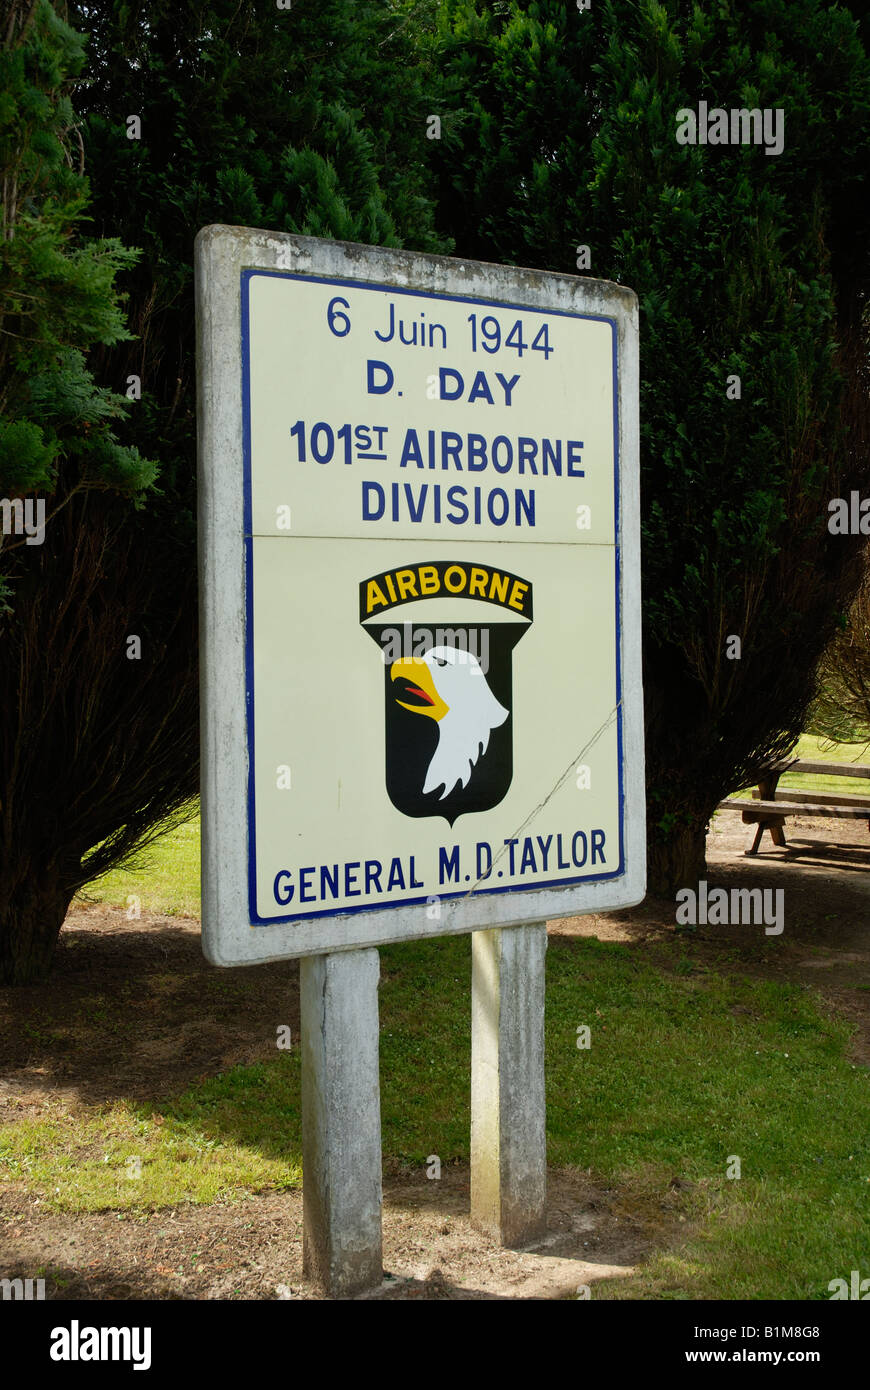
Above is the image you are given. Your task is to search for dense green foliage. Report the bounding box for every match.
[4,0,870,980]
[426,0,870,884]
[0,1,187,987]
[0,0,151,607]
[70,0,450,501]
[0,0,453,982]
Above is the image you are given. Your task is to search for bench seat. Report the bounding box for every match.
[718,798,870,820]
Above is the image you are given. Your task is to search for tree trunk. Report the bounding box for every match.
[646,818,708,897]
[0,876,73,985]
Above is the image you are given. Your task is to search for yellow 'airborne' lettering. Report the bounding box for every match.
[508,579,529,612]
[366,580,388,612]
[365,562,530,616]
[488,572,509,604]
[395,569,418,600]
[468,567,489,597]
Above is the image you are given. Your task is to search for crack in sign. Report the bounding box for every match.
[462,702,622,899]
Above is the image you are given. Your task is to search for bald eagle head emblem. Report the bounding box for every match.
[360,563,533,824]
[391,645,509,801]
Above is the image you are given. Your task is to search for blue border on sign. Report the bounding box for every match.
[240,268,625,925]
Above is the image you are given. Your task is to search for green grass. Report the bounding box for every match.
[29,754,866,1297]
[727,733,870,801]
[75,802,201,917]
[0,1084,302,1211]
[3,928,868,1299]
[385,934,869,1299]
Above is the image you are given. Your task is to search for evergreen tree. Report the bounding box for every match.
[0,0,152,601]
[0,0,449,982]
[428,0,870,890]
[0,0,190,985]
[71,0,449,494]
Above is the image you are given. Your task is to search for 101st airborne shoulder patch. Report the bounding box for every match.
[360,560,533,825]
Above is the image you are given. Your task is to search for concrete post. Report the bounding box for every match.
[470,923,548,1247]
[301,948,383,1297]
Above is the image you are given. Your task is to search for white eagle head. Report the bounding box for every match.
[390,644,509,800]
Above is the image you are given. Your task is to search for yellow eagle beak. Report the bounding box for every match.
[391,658,448,722]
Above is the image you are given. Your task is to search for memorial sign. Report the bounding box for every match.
[196,228,644,965]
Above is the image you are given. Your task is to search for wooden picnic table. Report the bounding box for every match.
[718,757,870,855]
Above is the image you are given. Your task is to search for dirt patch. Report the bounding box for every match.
[1,810,868,1299]
[0,1164,683,1301]
[0,902,693,1300]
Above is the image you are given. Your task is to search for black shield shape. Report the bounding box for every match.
[366,622,529,826]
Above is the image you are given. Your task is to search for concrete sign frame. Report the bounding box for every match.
[196,226,644,967]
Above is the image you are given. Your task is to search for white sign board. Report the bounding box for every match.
[196,227,644,964]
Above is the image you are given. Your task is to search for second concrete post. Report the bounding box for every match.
[470,923,548,1247]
